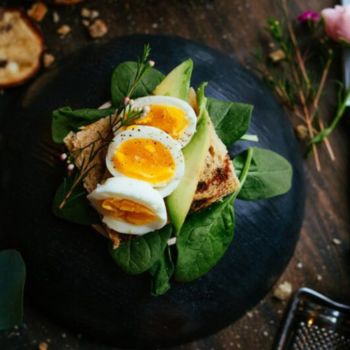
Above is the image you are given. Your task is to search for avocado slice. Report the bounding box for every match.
[166,83,210,233]
[153,59,193,100]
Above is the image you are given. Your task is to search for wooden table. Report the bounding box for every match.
[1,0,349,349]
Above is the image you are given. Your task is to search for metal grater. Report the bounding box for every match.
[274,288,350,350]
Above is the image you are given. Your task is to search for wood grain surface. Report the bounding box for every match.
[0,0,349,350]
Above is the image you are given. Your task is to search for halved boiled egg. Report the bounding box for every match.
[131,96,197,147]
[87,177,167,235]
[106,125,184,197]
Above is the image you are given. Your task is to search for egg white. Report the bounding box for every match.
[106,125,185,197]
[131,95,197,147]
[87,177,167,235]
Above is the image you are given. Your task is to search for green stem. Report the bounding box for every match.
[233,147,254,200]
[310,88,350,145]
[240,134,259,142]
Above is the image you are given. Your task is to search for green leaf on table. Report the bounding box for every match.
[52,106,115,143]
[110,225,172,275]
[53,175,99,225]
[111,61,164,107]
[0,250,26,331]
[149,246,174,296]
[175,194,235,282]
[233,147,292,200]
[207,97,253,146]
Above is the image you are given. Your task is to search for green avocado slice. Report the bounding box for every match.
[153,59,193,100]
[165,84,210,233]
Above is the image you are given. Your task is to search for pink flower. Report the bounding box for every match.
[322,5,350,43]
[298,11,321,23]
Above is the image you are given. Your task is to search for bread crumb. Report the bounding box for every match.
[81,8,99,20]
[295,124,308,140]
[27,2,48,22]
[38,342,48,350]
[43,53,55,68]
[82,19,90,27]
[81,8,91,18]
[317,274,323,281]
[57,24,71,37]
[296,261,303,269]
[52,11,60,23]
[269,49,286,62]
[273,281,292,301]
[333,238,341,245]
[88,19,108,38]
[246,311,253,318]
[90,10,99,19]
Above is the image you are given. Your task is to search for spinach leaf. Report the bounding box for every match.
[234,147,293,200]
[111,61,164,107]
[149,246,174,296]
[207,98,253,146]
[110,225,172,275]
[174,148,254,284]
[0,250,26,330]
[53,175,99,225]
[175,194,235,282]
[52,106,115,143]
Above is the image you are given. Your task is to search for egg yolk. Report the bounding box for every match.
[112,138,175,184]
[100,198,157,225]
[134,105,188,140]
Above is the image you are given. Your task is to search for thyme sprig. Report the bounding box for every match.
[253,0,348,171]
[59,45,153,209]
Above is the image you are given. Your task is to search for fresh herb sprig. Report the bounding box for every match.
[56,45,158,210]
[253,0,348,172]
[125,44,152,101]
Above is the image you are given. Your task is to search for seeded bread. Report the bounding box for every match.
[0,9,43,88]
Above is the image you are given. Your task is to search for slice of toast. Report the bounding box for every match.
[191,121,240,211]
[0,9,44,88]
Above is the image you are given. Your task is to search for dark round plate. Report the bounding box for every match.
[1,35,305,348]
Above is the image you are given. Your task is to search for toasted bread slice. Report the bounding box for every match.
[64,115,118,193]
[0,9,44,88]
[191,120,240,211]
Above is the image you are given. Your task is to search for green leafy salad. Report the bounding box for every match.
[51,45,292,296]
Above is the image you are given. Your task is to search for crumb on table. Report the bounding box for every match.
[27,2,48,22]
[273,281,292,301]
[88,19,108,39]
[57,24,71,37]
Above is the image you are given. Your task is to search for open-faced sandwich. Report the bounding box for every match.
[52,45,292,295]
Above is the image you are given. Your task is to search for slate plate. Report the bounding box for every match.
[0,35,305,349]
